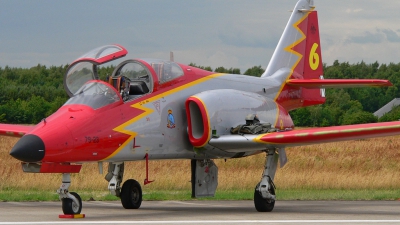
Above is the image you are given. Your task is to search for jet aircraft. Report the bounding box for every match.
[1,0,399,215]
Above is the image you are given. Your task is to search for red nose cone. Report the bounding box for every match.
[10,134,45,162]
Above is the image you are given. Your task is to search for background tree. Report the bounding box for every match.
[188,63,212,72]
[214,66,241,74]
[244,65,264,77]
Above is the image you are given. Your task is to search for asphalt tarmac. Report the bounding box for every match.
[0,200,399,225]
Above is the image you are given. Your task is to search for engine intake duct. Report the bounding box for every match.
[185,96,210,147]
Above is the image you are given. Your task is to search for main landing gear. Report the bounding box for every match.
[253,149,280,212]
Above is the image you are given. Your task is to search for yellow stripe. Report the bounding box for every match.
[102,73,225,160]
[274,11,312,101]
[341,125,400,134]
[313,130,339,136]
[273,11,312,128]
[295,133,309,137]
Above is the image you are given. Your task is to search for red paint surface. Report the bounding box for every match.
[260,121,400,145]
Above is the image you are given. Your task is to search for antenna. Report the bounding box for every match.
[170,51,174,62]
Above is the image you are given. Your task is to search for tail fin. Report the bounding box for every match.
[262,0,324,111]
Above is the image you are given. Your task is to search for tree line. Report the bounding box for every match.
[0,64,114,124]
[0,60,399,125]
[290,60,400,126]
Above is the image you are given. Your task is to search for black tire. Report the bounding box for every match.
[254,183,275,212]
[121,179,142,209]
[62,192,82,214]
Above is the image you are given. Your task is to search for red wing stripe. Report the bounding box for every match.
[259,121,400,146]
[0,124,35,137]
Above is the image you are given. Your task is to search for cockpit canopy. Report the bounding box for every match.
[109,60,153,100]
[63,44,185,105]
[137,59,184,84]
[64,45,127,97]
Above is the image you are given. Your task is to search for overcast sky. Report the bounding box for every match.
[1,0,400,73]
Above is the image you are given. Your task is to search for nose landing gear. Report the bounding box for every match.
[57,173,83,215]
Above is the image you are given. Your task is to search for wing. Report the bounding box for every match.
[209,121,400,152]
[286,79,392,88]
[0,124,35,137]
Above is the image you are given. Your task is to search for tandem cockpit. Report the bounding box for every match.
[63,44,184,109]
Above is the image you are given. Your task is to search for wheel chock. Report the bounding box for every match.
[59,214,85,219]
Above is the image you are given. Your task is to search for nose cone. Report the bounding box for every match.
[10,134,45,162]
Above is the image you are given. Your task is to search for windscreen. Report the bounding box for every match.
[64,81,121,109]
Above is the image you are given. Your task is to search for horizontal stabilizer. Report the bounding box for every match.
[0,124,34,137]
[286,79,392,88]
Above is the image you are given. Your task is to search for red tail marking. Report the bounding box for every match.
[301,11,325,108]
[304,11,323,79]
[276,11,325,111]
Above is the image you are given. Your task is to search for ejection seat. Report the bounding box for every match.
[108,76,129,101]
[109,76,122,92]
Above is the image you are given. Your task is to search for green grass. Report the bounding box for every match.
[1,189,399,202]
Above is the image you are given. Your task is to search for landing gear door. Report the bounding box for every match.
[64,45,128,97]
[192,159,218,197]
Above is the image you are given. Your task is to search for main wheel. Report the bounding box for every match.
[62,192,82,214]
[121,179,142,209]
[254,183,275,212]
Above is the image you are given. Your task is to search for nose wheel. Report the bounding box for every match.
[61,192,82,214]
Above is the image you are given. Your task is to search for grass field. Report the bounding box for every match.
[1,135,400,201]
